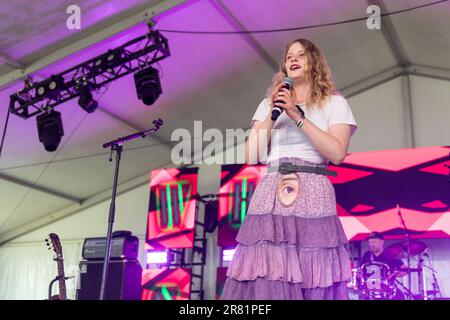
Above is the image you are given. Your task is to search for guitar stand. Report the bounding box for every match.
[48,276,59,300]
[48,276,74,300]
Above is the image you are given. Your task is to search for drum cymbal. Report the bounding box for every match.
[384,240,427,259]
[397,267,422,273]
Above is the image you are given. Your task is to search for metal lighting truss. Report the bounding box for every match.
[9,29,170,119]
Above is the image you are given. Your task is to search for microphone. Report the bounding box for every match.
[271,77,293,121]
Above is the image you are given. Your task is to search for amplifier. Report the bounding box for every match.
[76,259,142,300]
[82,234,139,260]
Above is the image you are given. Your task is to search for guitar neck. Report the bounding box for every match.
[56,258,67,300]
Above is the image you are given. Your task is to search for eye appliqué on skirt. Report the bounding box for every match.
[276,173,300,207]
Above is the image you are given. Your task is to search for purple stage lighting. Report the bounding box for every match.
[222,248,236,262]
[147,251,168,264]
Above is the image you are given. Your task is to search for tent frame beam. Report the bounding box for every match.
[211,0,279,71]
[367,0,410,67]
[340,66,405,98]
[0,165,163,245]
[340,64,450,99]
[0,172,83,205]
[0,52,24,69]
[402,74,415,148]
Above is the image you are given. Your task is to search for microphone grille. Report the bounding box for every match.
[283,77,293,87]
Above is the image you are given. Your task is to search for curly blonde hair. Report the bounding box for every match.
[266,38,336,109]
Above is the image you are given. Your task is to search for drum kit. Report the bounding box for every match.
[348,240,442,300]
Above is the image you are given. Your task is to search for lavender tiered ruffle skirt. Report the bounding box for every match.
[220,157,351,300]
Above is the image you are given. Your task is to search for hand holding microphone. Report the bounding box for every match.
[271,77,293,121]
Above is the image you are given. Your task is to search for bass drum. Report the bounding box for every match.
[358,261,397,300]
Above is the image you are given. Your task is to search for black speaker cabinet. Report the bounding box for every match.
[76,259,142,300]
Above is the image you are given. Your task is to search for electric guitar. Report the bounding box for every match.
[45,233,67,300]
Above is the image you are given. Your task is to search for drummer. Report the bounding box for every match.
[360,232,407,279]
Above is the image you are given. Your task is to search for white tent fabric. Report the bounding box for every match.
[0,162,221,300]
[0,241,83,300]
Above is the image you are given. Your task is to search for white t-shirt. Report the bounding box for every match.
[251,95,358,163]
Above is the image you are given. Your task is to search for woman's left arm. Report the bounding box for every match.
[296,119,351,165]
[275,88,352,165]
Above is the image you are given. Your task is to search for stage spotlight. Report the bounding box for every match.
[36,109,64,152]
[77,82,98,113]
[37,86,46,96]
[48,77,60,90]
[36,75,65,100]
[106,51,120,64]
[93,49,124,74]
[134,66,162,106]
[94,58,102,68]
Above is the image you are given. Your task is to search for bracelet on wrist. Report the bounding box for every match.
[295,117,304,128]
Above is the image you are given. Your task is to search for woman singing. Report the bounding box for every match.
[220,38,358,300]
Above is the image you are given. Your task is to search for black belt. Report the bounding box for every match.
[267,162,337,177]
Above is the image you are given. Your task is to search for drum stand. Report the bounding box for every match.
[394,279,415,300]
[403,253,442,300]
[397,204,412,299]
[424,254,442,299]
[417,255,425,300]
[429,273,442,299]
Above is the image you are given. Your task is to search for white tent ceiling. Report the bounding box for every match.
[0,0,449,244]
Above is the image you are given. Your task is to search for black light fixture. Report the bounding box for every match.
[93,49,124,74]
[9,31,170,121]
[36,75,64,100]
[134,66,162,106]
[36,109,64,152]
[36,85,46,97]
[105,49,124,73]
[77,80,98,113]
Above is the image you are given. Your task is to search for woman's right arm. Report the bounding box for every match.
[244,113,275,164]
[245,83,284,164]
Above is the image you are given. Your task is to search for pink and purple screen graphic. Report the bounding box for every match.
[145,167,199,250]
[141,268,190,300]
[217,146,450,247]
[217,164,267,248]
[330,146,450,240]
